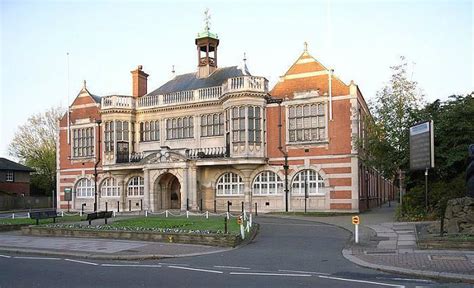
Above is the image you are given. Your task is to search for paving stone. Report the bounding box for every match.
[398,234,416,241]
[397,240,416,246]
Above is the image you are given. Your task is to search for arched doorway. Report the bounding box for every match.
[155,173,181,210]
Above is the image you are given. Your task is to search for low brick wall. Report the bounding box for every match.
[417,238,474,250]
[0,224,28,232]
[22,226,245,247]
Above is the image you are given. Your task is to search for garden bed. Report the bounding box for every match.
[21,216,256,247]
[416,223,474,250]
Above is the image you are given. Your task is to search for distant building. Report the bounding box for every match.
[0,158,35,196]
[56,23,395,213]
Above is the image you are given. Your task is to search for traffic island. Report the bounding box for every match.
[21,216,259,248]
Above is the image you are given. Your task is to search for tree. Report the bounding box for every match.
[9,107,65,196]
[365,56,425,179]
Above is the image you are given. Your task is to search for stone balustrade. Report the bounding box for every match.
[101,95,135,109]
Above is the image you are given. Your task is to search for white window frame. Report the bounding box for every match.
[252,171,282,196]
[127,176,144,197]
[291,170,325,196]
[166,116,194,140]
[5,171,14,182]
[286,102,327,144]
[71,125,95,158]
[75,178,95,198]
[216,172,244,196]
[201,113,224,137]
[101,177,120,197]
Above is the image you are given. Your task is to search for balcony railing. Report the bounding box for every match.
[186,147,228,159]
[101,95,135,110]
[137,76,268,109]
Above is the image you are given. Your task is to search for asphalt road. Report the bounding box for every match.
[0,217,469,288]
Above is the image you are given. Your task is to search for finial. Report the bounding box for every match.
[243,52,247,63]
[83,80,87,89]
[304,41,308,52]
[204,8,211,32]
[171,65,175,77]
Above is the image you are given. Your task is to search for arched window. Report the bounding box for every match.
[127,176,144,196]
[252,171,282,195]
[75,178,94,198]
[216,172,244,196]
[101,177,120,197]
[291,170,325,195]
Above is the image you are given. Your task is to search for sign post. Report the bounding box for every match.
[64,188,72,212]
[352,216,360,243]
[409,120,435,213]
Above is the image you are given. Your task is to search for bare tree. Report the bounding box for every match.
[9,107,65,195]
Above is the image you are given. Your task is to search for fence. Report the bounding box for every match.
[0,196,52,211]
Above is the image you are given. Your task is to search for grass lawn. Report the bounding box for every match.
[268,211,357,217]
[111,216,241,234]
[0,215,83,225]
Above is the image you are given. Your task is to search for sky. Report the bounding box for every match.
[1,0,472,159]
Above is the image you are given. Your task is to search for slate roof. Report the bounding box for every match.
[0,158,35,172]
[148,66,249,96]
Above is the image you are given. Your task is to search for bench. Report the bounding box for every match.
[86,211,113,225]
[29,210,58,225]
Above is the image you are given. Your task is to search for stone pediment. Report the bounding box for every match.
[145,148,188,164]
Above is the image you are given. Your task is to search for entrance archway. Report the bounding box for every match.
[155,173,181,210]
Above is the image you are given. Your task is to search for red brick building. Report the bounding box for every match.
[56,26,394,213]
[0,158,34,196]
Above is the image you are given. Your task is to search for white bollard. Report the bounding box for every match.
[113,211,116,218]
[145,210,148,217]
[240,223,245,239]
[355,224,359,244]
[186,211,189,218]
[165,210,169,218]
[27,212,30,218]
[61,211,64,217]
[12,213,15,219]
[226,212,230,220]
[206,211,209,219]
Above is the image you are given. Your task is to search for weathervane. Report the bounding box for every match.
[204,8,211,32]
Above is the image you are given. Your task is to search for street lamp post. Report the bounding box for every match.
[94,119,102,212]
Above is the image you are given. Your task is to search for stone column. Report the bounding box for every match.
[144,169,151,211]
[189,165,198,210]
[180,168,189,211]
[117,174,126,212]
[240,169,254,213]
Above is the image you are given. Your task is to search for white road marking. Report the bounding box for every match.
[318,275,404,287]
[214,265,250,270]
[64,259,98,266]
[0,255,12,258]
[278,269,330,275]
[230,272,311,277]
[101,264,161,268]
[377,277,434,283]
[13,256,60,260]
[160,263,189,266]
[168,265,223,274]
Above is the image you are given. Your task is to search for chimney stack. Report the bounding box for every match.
[131,65,149,97]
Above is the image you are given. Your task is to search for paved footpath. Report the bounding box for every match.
[267,203,474,283]
[0,231,230,260]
